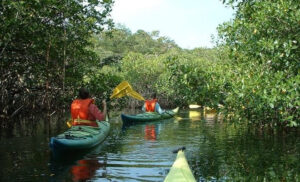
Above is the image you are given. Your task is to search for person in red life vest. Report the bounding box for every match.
[71,88,107,127]
[142,93,164,114]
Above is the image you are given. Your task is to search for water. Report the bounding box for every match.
[0,110,300,181]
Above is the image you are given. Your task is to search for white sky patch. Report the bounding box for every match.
[179,33,214,49]
[112,0,163,20]
[111,0,234,49]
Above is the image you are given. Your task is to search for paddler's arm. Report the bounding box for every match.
[155,103,164,114]
[142,103,146,112]
[89,100,106,121]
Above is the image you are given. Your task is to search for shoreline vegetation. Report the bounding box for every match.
[1,0,299,129]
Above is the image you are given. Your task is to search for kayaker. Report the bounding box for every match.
[142,93,164,114]
[71,87,107,127]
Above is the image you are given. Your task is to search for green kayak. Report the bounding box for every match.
[50,117,110,151]
[121,107,179,125]
[164,148,196,182]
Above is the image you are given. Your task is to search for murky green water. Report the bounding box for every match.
[0,110,300,181]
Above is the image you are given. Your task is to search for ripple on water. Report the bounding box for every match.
[2,110,300,182]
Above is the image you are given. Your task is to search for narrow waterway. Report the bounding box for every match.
[0,110,299,181]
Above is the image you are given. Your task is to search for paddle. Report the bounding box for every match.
[163,110,174,117]
[110,81,145,101]
[111,82,177,117]
[67,81,144,127]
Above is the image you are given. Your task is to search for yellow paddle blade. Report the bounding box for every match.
[110,81,145,100]
[110,88,128,99]
[110,81,130,99]
[127,90,145,101]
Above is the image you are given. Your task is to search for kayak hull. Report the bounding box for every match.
[164,150,196,182]
[121,107,179,125]
[50,120,110,151]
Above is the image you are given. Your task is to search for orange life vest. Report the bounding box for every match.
[145,99,157,112]
[70,98,98,127]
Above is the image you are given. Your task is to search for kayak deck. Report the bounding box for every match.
[164,150,196,182]
[50,120,110,151]
[121,107,179,124]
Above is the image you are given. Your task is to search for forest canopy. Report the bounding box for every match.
[1,0,299,128]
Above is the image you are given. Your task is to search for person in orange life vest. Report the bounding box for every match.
[71,88,107,127]
[142,93,164,114]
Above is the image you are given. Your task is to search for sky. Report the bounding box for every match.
[110,0,234,49]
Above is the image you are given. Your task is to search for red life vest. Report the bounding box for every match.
[145,99,157,112]
[70,98,98,127]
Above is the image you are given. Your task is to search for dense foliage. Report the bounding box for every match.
[94,0,299,127]
[91,28,224,108]
[1,0,298,128]
[217,0,299,126]
[0,0,113,121]
[91,26,180,64]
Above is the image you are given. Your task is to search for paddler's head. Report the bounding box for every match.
[79,87,90,99]
[152,92,157,99]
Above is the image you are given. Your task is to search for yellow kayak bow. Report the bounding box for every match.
[164,147,196,182]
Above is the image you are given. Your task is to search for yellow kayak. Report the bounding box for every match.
[164,148,196,182]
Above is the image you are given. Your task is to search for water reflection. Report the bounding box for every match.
[50,142,109,182]
[0,112,68,139]
[203,110,217,127]
[1,110,300,181]
[174,110,201,122]
[189,110,201,121]
[144,125,157,141]
[71,159,106,181]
